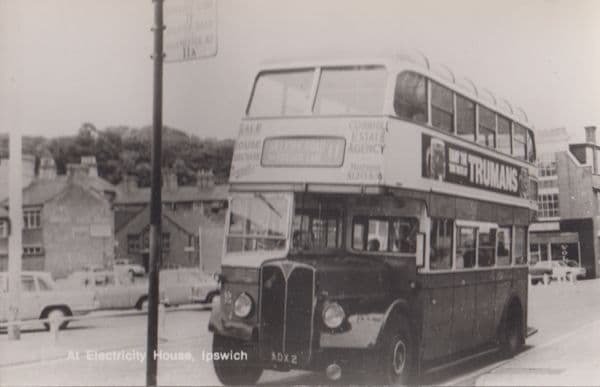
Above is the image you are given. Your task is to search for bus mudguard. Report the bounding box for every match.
[319,299,410,349]
[208,301,254,341]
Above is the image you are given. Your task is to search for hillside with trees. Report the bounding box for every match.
[0,123,234,187]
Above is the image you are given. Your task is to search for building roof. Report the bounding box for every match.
[115,184,228,205]
[115,205,223,236]
[1,174,118,207]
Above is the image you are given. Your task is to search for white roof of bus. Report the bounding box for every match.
[256,52,533,130]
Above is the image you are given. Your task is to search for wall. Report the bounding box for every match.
[43,184,114,278]
[556,152,595,219]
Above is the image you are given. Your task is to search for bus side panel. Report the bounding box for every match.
[494,268,516,334]
[474,269,497,346]
[451,271,478,354]
[419,272,454,361]
[514,266,529,331]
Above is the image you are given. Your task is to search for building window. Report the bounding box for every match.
[497,116,512,155]
[538,193,559,218]
[431,82,454,133]
[538,179,557,190]
[430,218,453,270]
[23,245,43,256]
[23,210,41,229]
[538,153,557,177]
[394,71,427,123]
[478,105,496,149]
[456,226,476,269]
[127,234,140,254]
[456,95,476,141]
[0,221,7,238]
[162,233,170,253]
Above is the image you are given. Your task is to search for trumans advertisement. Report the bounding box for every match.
[422,134,529,198]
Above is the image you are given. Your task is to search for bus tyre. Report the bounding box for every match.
[500,308,524,358]
[377,318,414,385]
[212,334,262,385]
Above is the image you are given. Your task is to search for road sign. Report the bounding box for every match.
[164,0,217,62]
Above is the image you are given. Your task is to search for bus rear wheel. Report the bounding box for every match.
[212,334,262,385]
[500,306,524,358]
[377,317,414,385]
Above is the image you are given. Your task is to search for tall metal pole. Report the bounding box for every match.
[8,131,23,340]
[146,0,163,385]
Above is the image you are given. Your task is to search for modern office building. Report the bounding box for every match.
[530,126,600,278]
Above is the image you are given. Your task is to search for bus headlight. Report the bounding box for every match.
[233,292,253,318]
[322,302,345,329]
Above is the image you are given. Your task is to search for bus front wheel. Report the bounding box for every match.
[212,334,262,385]
[377,317,415,385]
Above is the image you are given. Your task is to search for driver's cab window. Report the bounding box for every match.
[352,216,418,254]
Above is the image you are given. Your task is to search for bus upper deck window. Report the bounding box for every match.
[514,124,527,160]
[527,129,536,163]
[478,106,497,149]
[497,116,512,155]
[457,95,476,142]
[431,82,454,133]
[394,72,427,124]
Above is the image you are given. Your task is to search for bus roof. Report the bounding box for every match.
[253,52,532,129]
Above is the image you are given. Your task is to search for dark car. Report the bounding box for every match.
[529,261,553,285]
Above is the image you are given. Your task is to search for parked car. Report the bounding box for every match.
[550,260,574,281]
[529,261,553,285]
[113,258,146,278]
[565,259,587,279]
[0,271,98,330]
[190,273,219,304]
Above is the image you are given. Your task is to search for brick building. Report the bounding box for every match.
[0,156,117,278]
[530,126,600,278]
[114,170,228,274]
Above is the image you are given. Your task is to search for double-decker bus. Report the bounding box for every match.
[208,54,538,385]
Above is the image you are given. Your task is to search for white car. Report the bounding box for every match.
[113,258,146,278]
[190,274,219,304]
[0,271,98,330]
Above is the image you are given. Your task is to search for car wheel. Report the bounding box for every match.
[212,334,263,385]
[376,316,415,385]
[42,307,70,330]
[542,273,550,285]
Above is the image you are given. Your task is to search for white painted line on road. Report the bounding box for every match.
[442,318,600,386]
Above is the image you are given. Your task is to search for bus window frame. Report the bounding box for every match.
[392,71,536,165]
[351,215,420,257]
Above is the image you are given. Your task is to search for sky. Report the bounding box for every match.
[0,0,599,142]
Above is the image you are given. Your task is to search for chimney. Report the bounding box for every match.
[197,169,215,189]
[38,156,57,180]
[80,155,98,177]
[67,163,88,182]
[586,126,598,174]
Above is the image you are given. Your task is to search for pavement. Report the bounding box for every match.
[1,279,600,385]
